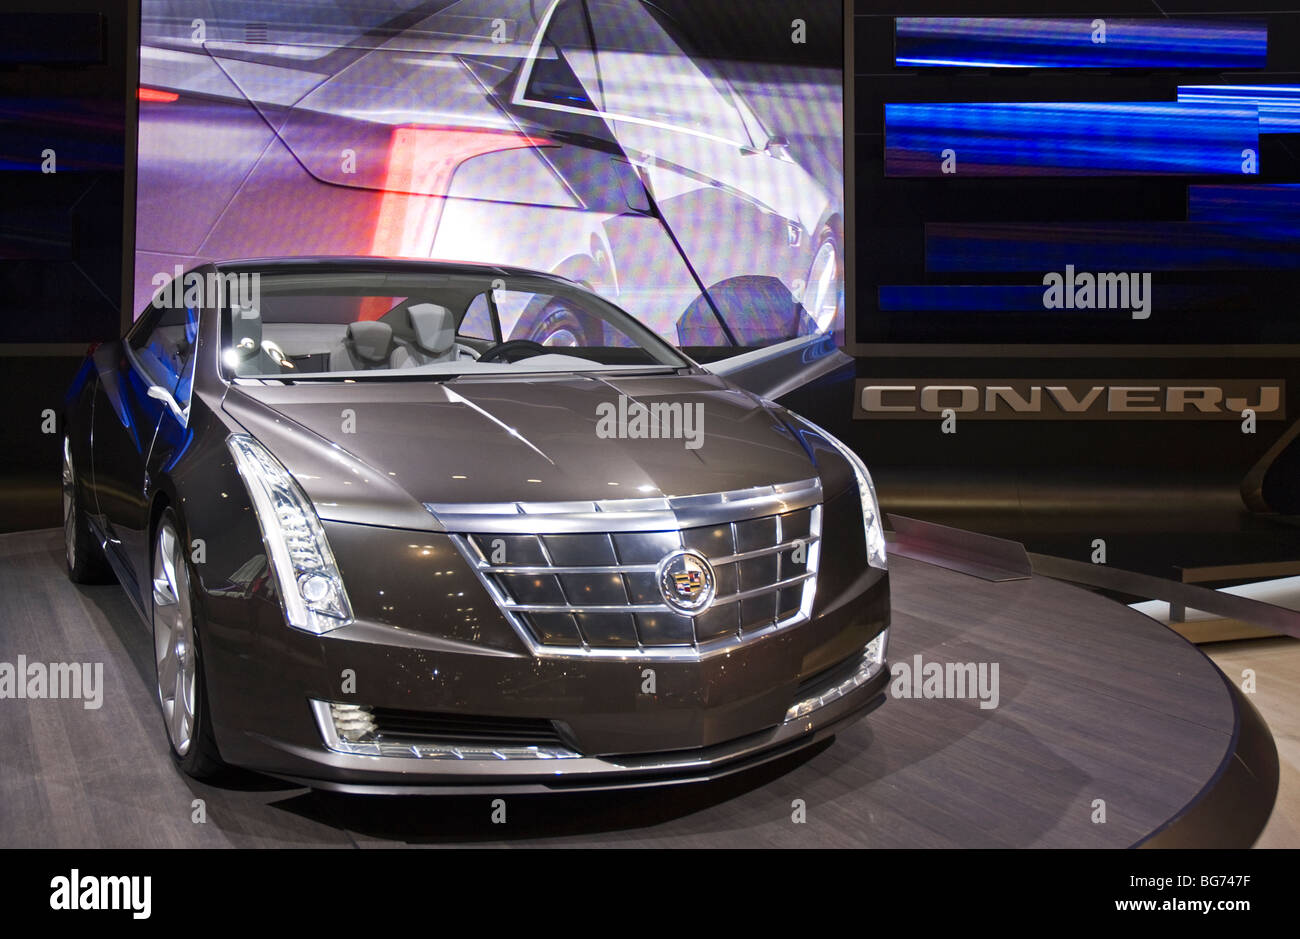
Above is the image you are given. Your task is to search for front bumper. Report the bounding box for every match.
[266,651,889,795]
[197,506,890,791]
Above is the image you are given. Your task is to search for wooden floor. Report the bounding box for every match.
[1204,637,1300,848]
[0,528,1244,848]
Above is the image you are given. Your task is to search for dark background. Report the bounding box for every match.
[854,6,1300,345]
[808,0,1300,578]
[0,1,129,534]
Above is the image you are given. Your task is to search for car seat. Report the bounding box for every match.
[392,303,472,367]
[230,305,284,376]
[330,321,397,371]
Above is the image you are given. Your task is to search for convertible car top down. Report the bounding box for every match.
[63,257,889,792]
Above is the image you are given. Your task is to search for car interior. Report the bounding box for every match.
[131,302,199,400]
[220,276,674,379]
[225,292,491,378]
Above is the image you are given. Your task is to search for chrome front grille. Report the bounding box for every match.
[429,479,823,660]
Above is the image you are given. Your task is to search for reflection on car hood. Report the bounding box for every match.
[222,372,824,529]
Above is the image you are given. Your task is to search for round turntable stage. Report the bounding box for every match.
[0,528,1277,847]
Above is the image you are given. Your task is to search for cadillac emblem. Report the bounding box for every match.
[657,550,715,613]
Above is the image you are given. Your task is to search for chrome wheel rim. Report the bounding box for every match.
[61,438,76,570]
[532,303,583,348]
[152,522,196,756]
[543,327,578,347]
[805,241,841,334]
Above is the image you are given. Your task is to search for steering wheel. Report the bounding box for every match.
[477,339,549,364]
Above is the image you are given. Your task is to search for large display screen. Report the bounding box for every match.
[132,0,845,352]
[854,10,1300,347]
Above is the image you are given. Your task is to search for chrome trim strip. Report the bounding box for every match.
[479,562,661,575]
[709,572,817,606]
[475,540,819,575]
[427,478,822,535]
[504,601,675,614]
[500,572,817,614]
[710,540,814,566]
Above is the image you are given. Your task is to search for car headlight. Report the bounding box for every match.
[226,434,354,634]
[793,416,888,570]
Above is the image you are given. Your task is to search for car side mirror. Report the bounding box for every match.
[764,135,792,161]
[147,384,189,425]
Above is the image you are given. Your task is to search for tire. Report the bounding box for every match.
[516,295,599,348]
[62,436,113,584]
[803,225,844,337]
[151,508,224,779]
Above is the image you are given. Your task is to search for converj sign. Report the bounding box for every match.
[854,380,1285,421]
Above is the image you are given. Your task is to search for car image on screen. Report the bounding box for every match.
[134,0,845,351]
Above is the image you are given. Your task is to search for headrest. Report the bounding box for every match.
[347,321,395,364]
[231,305,262,361]
[406,303,457,356]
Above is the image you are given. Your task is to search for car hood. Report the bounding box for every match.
[221,372,830,531]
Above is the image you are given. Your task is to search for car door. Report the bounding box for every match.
[507,0,820,342]
[583,0,828,321]
[91,294,199,610]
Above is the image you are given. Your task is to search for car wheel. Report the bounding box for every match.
[803,226,843,336]
[151,509,223,778]
[62,436,112,584]
[521,299,597,348]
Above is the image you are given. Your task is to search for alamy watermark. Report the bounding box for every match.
[50,870,150,919]
[596,394,704,450]
[150,265,260,311]
[1043,265,1151,320]
[890,654,999,709]
[0,656,103,710]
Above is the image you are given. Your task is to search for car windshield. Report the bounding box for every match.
[218,269,689,380]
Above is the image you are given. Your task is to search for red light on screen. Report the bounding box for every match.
[368,126,551,261]
[361,126,552,319]
[137,88,179,103]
